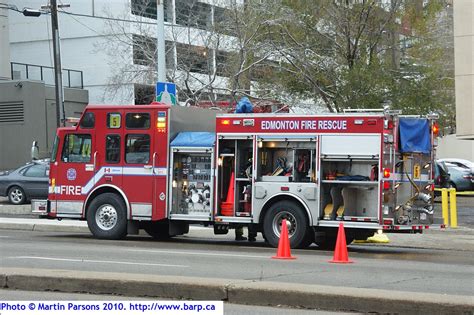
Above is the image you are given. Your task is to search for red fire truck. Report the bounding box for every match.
[32,103,443,248]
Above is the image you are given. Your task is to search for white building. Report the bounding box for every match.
[8,0,240,105]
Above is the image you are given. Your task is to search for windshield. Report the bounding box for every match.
[51,134,59,163]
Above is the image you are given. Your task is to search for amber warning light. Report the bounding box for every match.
[383,168,391,178]
[221,119,230,125]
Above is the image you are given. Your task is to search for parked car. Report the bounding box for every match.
[0,161,49,205]
[444,162,474,191]
[438,158,474,173]
[434,161,451,196]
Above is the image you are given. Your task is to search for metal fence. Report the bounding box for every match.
[11,62,83,89]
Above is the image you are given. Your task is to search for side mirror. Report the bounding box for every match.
[31,141,39,160]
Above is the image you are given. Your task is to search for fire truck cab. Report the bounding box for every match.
[33,103,442,249]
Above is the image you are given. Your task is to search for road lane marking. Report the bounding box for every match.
[0,236,10,238]
[10,256,188,268]
[128,249,269,259]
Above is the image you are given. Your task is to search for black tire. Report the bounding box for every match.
[263,201,311,248]
[142,221,171,240]
[8,186,26,205]
[86,193,127,239]
[316,229,354,250]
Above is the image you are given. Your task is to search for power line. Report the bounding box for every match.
[58,10,189,28]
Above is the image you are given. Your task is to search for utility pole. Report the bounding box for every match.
[50,0,65,127]
[41,0,69,127]
[156,0,166,82]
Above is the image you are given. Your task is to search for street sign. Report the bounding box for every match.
[156,82,177,106]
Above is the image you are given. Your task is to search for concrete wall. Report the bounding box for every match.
[453,1,474,140]
[0,80,88,170]
[437,134,474,161]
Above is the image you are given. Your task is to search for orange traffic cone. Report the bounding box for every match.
[272,219,296,260]
[225,172,235,204]
[329,222,353,263]
[220,172,235,216]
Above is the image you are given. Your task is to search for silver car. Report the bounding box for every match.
[0,161,49,205]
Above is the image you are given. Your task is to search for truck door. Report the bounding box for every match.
[54,123,95,217]
[151,110,169,220]
[121,111,156,221]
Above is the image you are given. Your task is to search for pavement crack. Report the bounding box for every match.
[359,275,434,288]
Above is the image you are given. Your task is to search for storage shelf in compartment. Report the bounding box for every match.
[235,178,251,181]
[321,155,379,160]
[321,158,378,162]
[321,180,378,185]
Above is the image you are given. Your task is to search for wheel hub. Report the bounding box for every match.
[272,211,297,238]
[10,189,23,203]
[96,205,117,230]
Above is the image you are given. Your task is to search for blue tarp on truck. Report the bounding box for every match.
[170,132,215,148]
[399,118,431,154]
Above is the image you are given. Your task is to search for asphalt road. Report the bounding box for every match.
[0,289,353,315]
[1,228,473,297]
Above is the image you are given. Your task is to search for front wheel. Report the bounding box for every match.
[263,201,312,248]
[87,193,127,239]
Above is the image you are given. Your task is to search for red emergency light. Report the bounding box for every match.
[432,122,439,136]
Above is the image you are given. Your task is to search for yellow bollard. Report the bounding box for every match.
[449,188,458,228]
[441,188,449,225]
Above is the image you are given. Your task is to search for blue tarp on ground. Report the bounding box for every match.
[170,132,215,147]
[399,118,430,154]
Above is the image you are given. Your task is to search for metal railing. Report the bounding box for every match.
[10,62,84,89]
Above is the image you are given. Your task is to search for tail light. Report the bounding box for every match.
[383,168,391,178]
[432,122,439,136]
[383,181,391,190]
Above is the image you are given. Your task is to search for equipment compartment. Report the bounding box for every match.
[217,137,253,217]
[170,152,213,216]
[320,156,379,221]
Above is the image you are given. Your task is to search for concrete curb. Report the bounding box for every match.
[0,222,90,233]
[2,268,473,314]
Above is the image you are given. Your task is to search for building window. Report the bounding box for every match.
[131,0,169,22]
[133,35,174,67]
[134,84,155,105]
[176,43,211,75]
[125,134,150,164]
[216,50,235,77]
[214,6,236,36]
[175,0,211,30]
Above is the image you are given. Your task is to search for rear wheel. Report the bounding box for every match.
[263,201,312,248]
[142,221,171,240]
[87,193,127,239]
[316,228,354,250]
[8,186,26,205]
